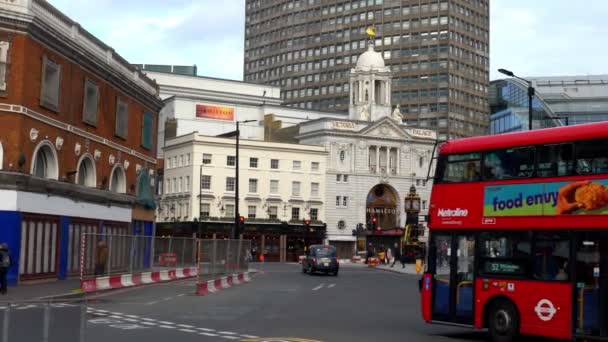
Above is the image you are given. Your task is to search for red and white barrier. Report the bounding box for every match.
[80,267,197,293]
[220,276,231,289]
[196,272,253,296]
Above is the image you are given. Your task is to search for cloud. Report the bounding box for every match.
[490,0,608,79]
[50,1,608,81]
[49,0,245,80]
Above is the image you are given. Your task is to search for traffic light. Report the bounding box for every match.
[371,215,379,231]
[238,216,245,234]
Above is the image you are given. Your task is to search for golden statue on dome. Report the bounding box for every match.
[365,26,376,40]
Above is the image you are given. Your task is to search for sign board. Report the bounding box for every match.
[406,128,436,140]
[330,121,357,130]
[484,179,608,217]
[196,105,234,121]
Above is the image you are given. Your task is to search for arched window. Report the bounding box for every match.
[340,150,345,162]
[338,220,346,230]
[109,164,126,193]
[31,141,58,180]
[76,154,96,187]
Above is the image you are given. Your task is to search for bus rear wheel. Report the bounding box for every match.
[488,299,519,342]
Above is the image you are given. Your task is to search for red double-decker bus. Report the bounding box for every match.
[421,122,608,341]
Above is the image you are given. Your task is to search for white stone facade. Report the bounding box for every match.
[160,133,327,224]
[297,118,436,247]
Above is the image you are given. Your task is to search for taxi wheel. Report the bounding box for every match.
[302,266,307,273]
[332,270,339,276]
[488,299,519,342]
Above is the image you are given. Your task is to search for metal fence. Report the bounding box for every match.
[79,234,197,278]
[0,300,87,342]
[197,239,251,277]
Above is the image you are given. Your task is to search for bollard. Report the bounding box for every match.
[42,303,50,342]
[79,302,86,342]
[2,304,10,342]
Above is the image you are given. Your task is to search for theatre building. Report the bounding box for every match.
[0,1,163,284]
[295,43,436,257]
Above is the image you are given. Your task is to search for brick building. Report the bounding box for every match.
[0,0,164,284]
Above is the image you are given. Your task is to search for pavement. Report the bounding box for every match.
[2,278,83,301]
[343,260,423,275]
[0,263,561,342]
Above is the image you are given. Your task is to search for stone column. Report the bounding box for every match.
[375,146,380,173]
[386,147,390,172]
[396,148,400,175]
[371,76,375,104]
[359,78,364,103]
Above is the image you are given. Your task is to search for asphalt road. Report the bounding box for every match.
[2,263,508,342]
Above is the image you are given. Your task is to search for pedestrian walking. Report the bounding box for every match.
[0,243,11,295]
[95,240,109,276]
[365,243,373,264]
[386,246,393,265]
[391,242,404,268]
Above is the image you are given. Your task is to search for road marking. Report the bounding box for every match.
[159,325,176,329]
[158,321,175,324]
[179,329,197,333]
[123,318,138,322]
[96,310,108,313]
[200,332,219,337]
[240,334,260,338]
[109,324,149,330]
[312,283,325,291]
[218,331,238,335]
[110,312,124,316]
[146,301,159,305]
[198,328,216,332]
[89,318,122,324]
[177,293,186,297]
[178,324,194,328]
[141,322,156,326]
[220,336,239,340]
[328,284,336,288]
[124,314,139,318]
[141,318,157,321]
[109,315,123,319]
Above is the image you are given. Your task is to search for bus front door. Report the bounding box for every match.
[574,232,608,338]
[431,233,476,325]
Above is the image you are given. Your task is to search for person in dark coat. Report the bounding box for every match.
[391,242,404,268]
[365,243,373,264]
[0,243,11,294]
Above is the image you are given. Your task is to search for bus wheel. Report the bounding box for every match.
[488,299,519,342]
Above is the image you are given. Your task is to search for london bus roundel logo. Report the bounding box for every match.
[534,299,557,321]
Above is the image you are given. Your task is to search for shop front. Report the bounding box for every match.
[156,219,326,262]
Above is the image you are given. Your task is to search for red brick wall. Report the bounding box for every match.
[0,32,159,193]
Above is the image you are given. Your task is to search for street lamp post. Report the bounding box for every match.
[233,119,256,240]
[498,68,535,131]
[218,119,257,239]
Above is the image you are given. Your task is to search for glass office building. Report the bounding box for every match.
[490,75,608,134]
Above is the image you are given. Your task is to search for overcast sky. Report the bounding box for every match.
[49,0,608,81]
